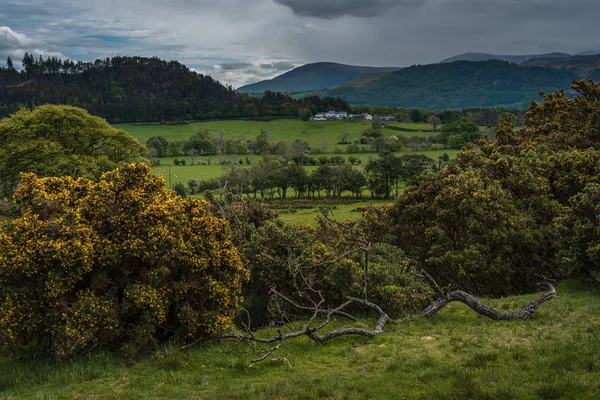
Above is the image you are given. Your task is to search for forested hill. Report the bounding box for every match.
[0,56,349,123]
[439,52,571,64]
[322,60,578,109]
[236,62,400,94]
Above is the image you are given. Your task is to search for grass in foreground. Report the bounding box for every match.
[1,281,599,399]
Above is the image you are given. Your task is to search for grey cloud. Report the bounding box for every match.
[259,61,295,70]
[218,62,254,70]
[273,0,423,19]
[0,26,65,68]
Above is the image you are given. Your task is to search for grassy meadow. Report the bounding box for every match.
[116,120,438,149]
[271,199,392,225]
[1,280,598,399]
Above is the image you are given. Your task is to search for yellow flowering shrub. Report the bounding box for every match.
[0,163,247,358]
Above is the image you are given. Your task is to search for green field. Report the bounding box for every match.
[116,120,442,149]
[272,199,391,225]
[1,280,598,399]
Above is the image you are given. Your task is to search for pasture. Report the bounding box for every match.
[1,280,598,399]
[116,119,438,149]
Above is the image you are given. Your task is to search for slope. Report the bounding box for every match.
[323,60,578,109]
[523,53,600,79]
[236,62,400,93]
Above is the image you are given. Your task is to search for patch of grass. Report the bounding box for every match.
[1,281,599,399]
[273,199,391,225]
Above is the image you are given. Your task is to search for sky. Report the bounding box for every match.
[1,0,599,88]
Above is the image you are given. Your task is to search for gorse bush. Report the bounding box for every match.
[0,163,247,358]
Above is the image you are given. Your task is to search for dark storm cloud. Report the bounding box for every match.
[4,0,600,87]
[273,0,424,19]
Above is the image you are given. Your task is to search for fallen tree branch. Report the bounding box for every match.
[183,270,556,366]
[414,269,557,320]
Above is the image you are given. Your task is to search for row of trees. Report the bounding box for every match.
[184,153,440,200]
[0,56,349,123]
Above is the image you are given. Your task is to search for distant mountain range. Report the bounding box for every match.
[237,51,600,109]
[439,52,571,65]
[236,62,400,94]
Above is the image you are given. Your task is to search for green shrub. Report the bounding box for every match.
[557,183,600,283]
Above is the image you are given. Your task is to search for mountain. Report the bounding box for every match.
[522,53,600,79]
[440,52,571,65]
[0,56,349,123]
[236,62,400,93]
[576,50,600,56]
[320,60,578,110]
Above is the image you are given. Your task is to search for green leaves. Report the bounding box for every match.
[0,105,147,197]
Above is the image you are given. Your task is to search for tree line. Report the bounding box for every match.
[181,152,442,200]
[0,55,349,123]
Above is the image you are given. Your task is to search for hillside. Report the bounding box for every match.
[523,53,600,79]
[0,56,349,123]
[440,52,571,64]
[322,60,578,109]
[236,62,400,93]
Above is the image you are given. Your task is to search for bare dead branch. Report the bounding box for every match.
[416,275,556,320]
[249,333,286,368]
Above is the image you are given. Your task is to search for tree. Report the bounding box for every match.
[338,131,350,144]
[298,107,312,121]
[427,115,441,131]
[184,129,217,155]
[6,57,14,71]
[0,163,247,358]
[146,136,169,157]
[0,105,147,197]
[410,109,428,123]
[251,129,271,155]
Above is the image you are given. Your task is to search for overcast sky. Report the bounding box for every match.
[1,0,599,88]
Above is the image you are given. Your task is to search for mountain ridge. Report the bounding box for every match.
[236,62,400,93]
[439,52,571,64]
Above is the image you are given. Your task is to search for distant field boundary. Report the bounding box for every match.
[382,123,434,133]
[126,116,299,126]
